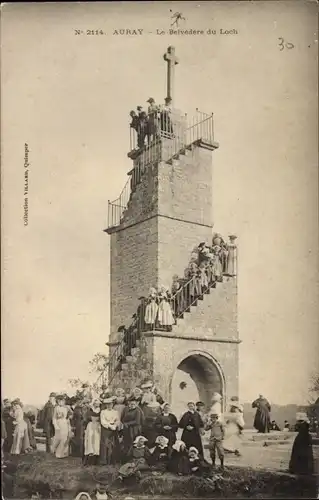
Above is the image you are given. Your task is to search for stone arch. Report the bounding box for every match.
[169,349,226,413]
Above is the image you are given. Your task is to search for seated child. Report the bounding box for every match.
[270,420,281,431]
[149,435,171,472]
[283,420,290,432]
[167,440,189,476]
[205,413,225,470]
[187,446,211,476]
[118,435,151,481]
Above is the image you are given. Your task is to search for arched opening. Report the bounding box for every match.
[170,353,224,418]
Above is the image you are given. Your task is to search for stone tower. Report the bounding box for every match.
[105,46,240,410]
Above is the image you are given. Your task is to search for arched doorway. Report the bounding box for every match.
[170,352,225,418]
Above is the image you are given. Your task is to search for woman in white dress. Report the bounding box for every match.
[223,400,245,457]
[51,395,72,458]
[83,399,101,465]
[10,400,31,455]
[144,288,158,326]
[157,286,174,331]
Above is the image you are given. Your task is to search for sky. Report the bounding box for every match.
[1,1,318,407]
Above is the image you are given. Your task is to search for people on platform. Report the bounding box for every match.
[252,394,271,433]
[289,413,314,476]
[129,97,174,151]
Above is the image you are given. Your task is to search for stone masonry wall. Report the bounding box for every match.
[109,218,158,346]
[157,216,213,290]
[158,147,213,227]
[152,335,239,406]
[151,278,239,404]
[120,162,159,229]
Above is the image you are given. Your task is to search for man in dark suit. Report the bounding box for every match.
[42,392,56,452]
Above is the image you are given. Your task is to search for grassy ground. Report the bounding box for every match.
[6,452,317,499]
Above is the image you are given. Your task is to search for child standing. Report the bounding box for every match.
[205,413,225,471]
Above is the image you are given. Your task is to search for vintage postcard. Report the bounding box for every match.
[1,1,318,499]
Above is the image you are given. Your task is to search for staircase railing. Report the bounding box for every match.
[107,178,131,229]
[107,110,215,230]
[107,274,221,384]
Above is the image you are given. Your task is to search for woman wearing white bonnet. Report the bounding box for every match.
[74,493,92,500]
[144,287,158,327]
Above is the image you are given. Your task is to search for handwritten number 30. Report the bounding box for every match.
[278,38,295,51]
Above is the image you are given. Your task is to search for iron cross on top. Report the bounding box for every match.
[163,46,179,106]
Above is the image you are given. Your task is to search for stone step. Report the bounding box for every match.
[35,436,46,443]
[250,432,295,442]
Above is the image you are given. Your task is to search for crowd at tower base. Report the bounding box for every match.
[1,389,315,488]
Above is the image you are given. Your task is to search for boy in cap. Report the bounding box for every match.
[205,412,225,471]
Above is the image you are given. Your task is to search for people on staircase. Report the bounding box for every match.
[171,275,186,318]
[144,288,158,329]
[157,286,174,331]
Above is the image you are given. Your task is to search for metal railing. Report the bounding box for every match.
[107,270,226,384]
[107,178,131,229]
[107,109,215,230]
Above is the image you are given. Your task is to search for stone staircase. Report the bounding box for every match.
[108,274,230,391]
